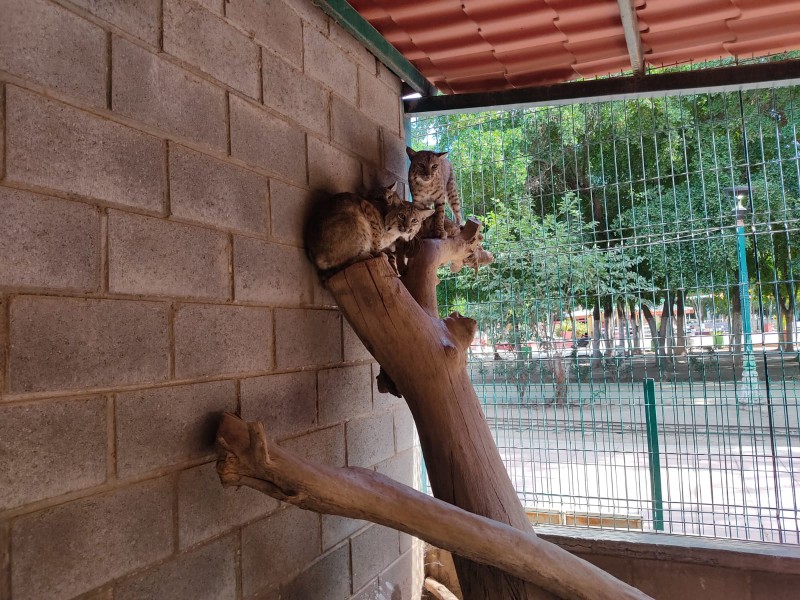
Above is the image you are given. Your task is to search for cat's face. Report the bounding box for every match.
[407,147,447,184]
[386,202,435,241]
[376,182,403,207]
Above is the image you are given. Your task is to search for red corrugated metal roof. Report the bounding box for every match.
[348,0,800,94]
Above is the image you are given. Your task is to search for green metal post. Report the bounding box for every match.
[730,186,761,404]
[643,378,664,531]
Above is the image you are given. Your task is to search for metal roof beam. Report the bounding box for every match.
[617,0,644,75]
[311,0,437,97]
[404,60,800,116]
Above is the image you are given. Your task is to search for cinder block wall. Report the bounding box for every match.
[0,0,417,599]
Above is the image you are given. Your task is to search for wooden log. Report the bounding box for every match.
[216,413,651,600]
[323,218,646,599]
[424,577,460,600]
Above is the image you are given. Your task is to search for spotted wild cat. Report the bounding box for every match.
[406,147,463,239]
[305,184,434,278]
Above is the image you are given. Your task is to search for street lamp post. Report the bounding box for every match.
[725,186,761,404]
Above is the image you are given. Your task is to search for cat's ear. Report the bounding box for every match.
[419,209,436,219]
[434,151,448,158]
[406,147,417,158]
[388,181,398,193]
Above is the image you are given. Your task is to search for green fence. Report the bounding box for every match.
[410,80,800,543]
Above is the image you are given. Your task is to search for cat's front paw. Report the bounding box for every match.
[437,230,448,239]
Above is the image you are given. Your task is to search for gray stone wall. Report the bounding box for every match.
[0,0,416,598]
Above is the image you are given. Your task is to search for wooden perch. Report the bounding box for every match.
[217,413,651,600]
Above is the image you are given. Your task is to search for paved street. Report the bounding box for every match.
[478,381,800,543]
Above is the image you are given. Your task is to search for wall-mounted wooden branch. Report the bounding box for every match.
[218,217,651,599]
[216,413,650,600]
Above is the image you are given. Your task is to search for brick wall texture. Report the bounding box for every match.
[0,0,417,598]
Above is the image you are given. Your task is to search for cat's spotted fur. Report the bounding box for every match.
[306,184,434,278]
[406,147,463,239]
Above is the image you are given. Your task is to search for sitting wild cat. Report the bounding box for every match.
[407,147,463,239]
[305,184,434,278]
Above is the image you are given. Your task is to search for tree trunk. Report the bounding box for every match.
[616,303,627,353]
[603,298,614,357]
[630,301,642,355]
[657,293,673,359]
[592,301,603,360]
[550,353,569,405]
[675,290,687,356]
[778,291,795,352]
[327,222,557,599]
[641,304,658,354]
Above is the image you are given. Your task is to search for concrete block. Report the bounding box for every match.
[241,507,321,596]
[281,424,346,468]
[331,96,380,162]
[169,143,268,235]
[269,179,314,245]
[174,304,272,378]
[274,308,341,369]
[281,545,350,600]
[116,381,236,478]
[751,572,800,600]
[240,371,316,440]
[262,51,329,136]
[227,0,303,66]
[399,532,412,554]
[358,68,401,135]
[192,0,222,13]
[631,559,749,600]
[329,21,376,70]
[0,0,106,106]
[5,87,164,213]
[0,296,6,398]
[374,448,414,489]
[11,478,173,600]
[233,237,314,305]
[393,405,416,452]
[304,27,357,103]
[377,63,403,95]
[382,130,408,180]
[0,522,9,600]
[116,536,237,600]
[321,515,366,551]
[318,364,372,426]
[346,410,395,468]
[351,578,380,600]
[178,462,279,549]
[280,0,329,33]
[70,0,160,46]
[343,320,373,362]
[0,397,107,510]
[108,211,229,300]
[573,553,634,585]
[164,0,259,98]
[112,37,226,151]
[0,187,100,292]
[229,94,307,184]
[379,552,415,600]
[350,525,400,592]
[9,296,169,393]
[307,136,362,194]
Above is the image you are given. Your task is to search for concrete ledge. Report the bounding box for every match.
[539,526,800,575]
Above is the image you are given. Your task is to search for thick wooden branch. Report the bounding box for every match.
[402,217,487,317]
[216,413,651,600]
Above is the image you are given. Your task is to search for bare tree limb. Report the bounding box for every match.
[216,413,652,600]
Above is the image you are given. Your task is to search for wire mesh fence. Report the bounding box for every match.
[409,79,800,544]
